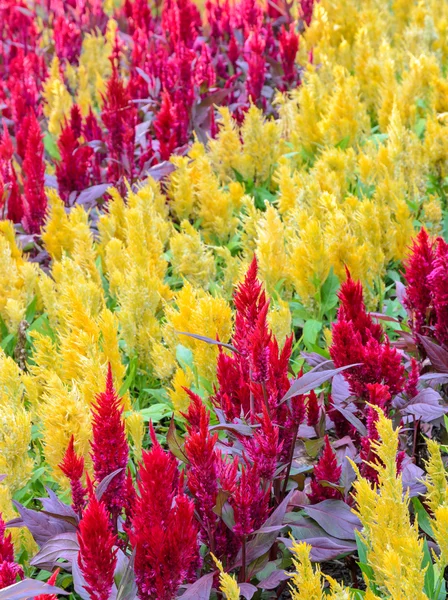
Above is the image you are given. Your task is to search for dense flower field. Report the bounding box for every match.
[2,0,448,597]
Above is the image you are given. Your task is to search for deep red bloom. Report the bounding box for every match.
[154,91,179,161]
[183,394,220,539]
[299,0,315,26]
[101,69,136,184]
[78,496,117,600]
[245,27,266,103]
[249,301,271,383]
[232,463,269,537]
[330,274,405,399]
[129,425,199,600]
[0,514,23,589]
[403,228,437,341]
[59,435,86,516]
[308,436,342,504]
[279,24,299,83]
[56,116,93,204]
[404,358,420,398]
[243,405,282,480]
[428,238,448,348]
[306,390,320,426]
[91,365,129,518]
[21,111,47,234]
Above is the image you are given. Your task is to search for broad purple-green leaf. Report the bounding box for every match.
[8,501,76,547]
[403,388,447,422]
[235,489,295,567]
[303,500,361,540]
[176,331,239,354]
[0,578,68,599]
[419,336,448,373]
[257,569,290,590]
[331,405,367,436]
[39,487,78,521]
[179,573,214,599]
[280,535,356,561]
[30,532,79,570]
[96,468,125,501]
[76,183,111,207]
[280,363,361,404]
[239,583,258,599]
[209,423,254,436]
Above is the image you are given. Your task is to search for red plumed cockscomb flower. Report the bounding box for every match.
[21,110,47,234]
[232,463,269,538]
[130,425,199,600]
[78,496,117,600]
[0,514,23,589]
[308,436,342,504]
[91,365,129,520]
[243,405,282,481]
[428,238,448,349]
[306,390,320,427]
[403,228,437,342]
[59,435,87,516]
[279,23,299,83]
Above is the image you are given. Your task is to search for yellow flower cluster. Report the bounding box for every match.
[350,409,427,599]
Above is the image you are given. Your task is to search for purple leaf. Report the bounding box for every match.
[209,423,254,436]
[331,405,367,436]
[175,331,239,354]
[76,183,111,207]
[280,535,356,561]
[331,374,351,403]
[8,501,76,547]
[419,336,448,373]
[303,500,361,541]
[235,490,295,567]
[39,487,78,520]
[301,352,334,368]
[239,583,258,599]
[280,363,361,404]
[401,459,426,497]
[402,388,447,422]
[257,569,290,590]
[96,468,124,501]
[30,532,79,570]
[145,161,175,181]
[0,578,68,599]
[116,550,138,600]
[179,573,214,599]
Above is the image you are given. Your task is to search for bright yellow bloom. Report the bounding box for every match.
[212,554,241,600]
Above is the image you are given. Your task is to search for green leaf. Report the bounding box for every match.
[43,132,61,161]
[25,296,38,324]
[139,404,173,423]
[302,320,322,347]
[1,333,15,356]
[119,356,137,396]
[176,344,194,371]
[422,537,435,598]
[320,269,340,314]
[412,497,434,538]
[335,136,350,150]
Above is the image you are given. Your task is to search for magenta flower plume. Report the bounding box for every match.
[59,435,86,516]
[129,425,199,600]
[232,463,270,538]
[183,394,219,541]
[243,406,282,481]
[403,228,437,342]
[330,272,405,399]
[306,390,320,427]
[308,436,342,504]
[78,496,117,600]
[21,110,47,234]
[428,238,448,348]
[91,365,129,518]
[279,23,299,83]
[0,513,23,589]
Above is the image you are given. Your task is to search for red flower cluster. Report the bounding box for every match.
[129,425,199,600]
[0,514,23,589]
[91,364,129,521]
[78,495,117,600]
[0,0,314,229]
[404,229,448,351]
[59,435,87,516]
[330,271,405,400]
[308,436,342,503]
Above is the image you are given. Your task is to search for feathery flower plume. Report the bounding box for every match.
[428,238,448,349]
[403,228,437,342]
[21,110,47,234]
[130,424,199,600]
[91,365,129,519]
[78,496,117,600]
[0,514,23,588]
[279,24,299,83]
[308,436,342,504]
[59,435,86,516]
